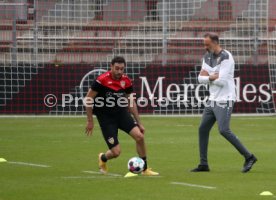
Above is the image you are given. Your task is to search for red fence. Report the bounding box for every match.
[1,64,274,114]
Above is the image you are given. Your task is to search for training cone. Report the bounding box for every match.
[124,172,138,178]
[260,191,273,196]
[0,158,7,163]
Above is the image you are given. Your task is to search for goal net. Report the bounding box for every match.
[0,0,275,115]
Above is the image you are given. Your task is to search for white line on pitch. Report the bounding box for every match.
[8,161,51,168]
[238,117,276,120]
[170,181,216,190]
[82,170,122,177]
[62,176,118,179]
[176,124,193,127]
[82,170,101,175]
[141,175,163,178]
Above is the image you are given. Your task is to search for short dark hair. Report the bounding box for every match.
[204,32,219,44]
[111,56,126,66]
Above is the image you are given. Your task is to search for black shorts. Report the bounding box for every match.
[96,109,137,149]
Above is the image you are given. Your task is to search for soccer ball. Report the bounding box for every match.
[127,157,145,174]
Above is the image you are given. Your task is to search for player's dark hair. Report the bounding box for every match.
[111,56,126,66]
[204,32,219,44]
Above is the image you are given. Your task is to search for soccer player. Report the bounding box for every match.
[85,56,159,176]
[191,33,257,173]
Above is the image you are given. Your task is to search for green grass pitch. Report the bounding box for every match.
[0,116,276,200]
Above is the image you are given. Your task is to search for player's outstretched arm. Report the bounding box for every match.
[84,89,98,136]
